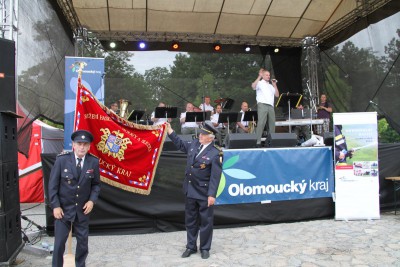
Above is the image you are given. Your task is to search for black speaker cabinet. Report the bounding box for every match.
[0,208,22,263]
[163,135,194,151]
[0,113,18,163]
[0,161,19,214]
[0,38,16,112]
[324,132,334,147]
[270,133,297,148]
[226,133,257,149]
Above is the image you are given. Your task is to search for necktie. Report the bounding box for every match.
[77,158,82,177]
[196,145,203,157]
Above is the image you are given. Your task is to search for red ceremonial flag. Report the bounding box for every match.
[74,78,167,195]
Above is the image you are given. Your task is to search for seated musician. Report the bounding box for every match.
[151,102,172,126]
[236,101,250,133]
[210,104,225,146]
[199,96,214,114]
[180,102,199,135]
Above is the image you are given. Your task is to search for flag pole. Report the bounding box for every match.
[65,61,87,266]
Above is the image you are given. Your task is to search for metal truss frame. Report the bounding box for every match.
[0,0,18,41]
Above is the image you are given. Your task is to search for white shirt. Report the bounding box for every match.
[211,113,223,128]
[239,110,248,127]
[180,112,198,128]
[254,80,276,106]
[75,154,85,168]
[199,103,214,112]
[151,111,168,126]
[197,142,211,156]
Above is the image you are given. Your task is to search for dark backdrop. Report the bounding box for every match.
[41,143,400,236]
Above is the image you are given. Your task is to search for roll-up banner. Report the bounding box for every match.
[64,57,105,150]
[333,112,380,220]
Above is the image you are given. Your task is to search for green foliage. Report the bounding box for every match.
[378,118,400,143]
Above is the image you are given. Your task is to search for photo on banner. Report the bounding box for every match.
[333,112,380,220]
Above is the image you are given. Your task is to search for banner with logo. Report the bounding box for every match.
[65,57,105,150]
[74,79,167,195]
[333,112,380,220]
[216,147,334,205]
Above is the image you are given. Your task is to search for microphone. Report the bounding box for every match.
[271,79,278,83]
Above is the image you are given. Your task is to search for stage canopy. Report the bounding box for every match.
[56,0,400,50]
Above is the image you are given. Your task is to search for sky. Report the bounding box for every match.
[337,12,400,55]
[130,51,184,74]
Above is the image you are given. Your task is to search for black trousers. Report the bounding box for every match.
[52,217,89,267]
[185,197,215,251]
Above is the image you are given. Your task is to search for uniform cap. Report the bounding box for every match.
[198,123,218,135]
[71,130,93,143]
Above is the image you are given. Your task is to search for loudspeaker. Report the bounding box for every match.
[269,133,297,148]
[0,161,19,214]
[0,208,23,262]
[324,132,334,146]
[0,39,16,112]
[0,113,18,163]
[163,135,194,151]
[226,133,257,149]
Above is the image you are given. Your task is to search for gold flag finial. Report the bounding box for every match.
[76,61,87,79]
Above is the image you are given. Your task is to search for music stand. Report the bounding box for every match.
[218,112,239,134]
[127,110,145,124]
[155,107,178,120]
[275,93,302,120]
[243,111,258,123]
[185,112,210,135]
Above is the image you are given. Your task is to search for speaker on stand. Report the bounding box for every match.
[225,133,257,149]
[269,133,298,148]
[0,38,24,264]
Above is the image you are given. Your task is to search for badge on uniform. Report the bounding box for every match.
[86,169,94,173]
[64,169,68,172]
[200,163,206,169]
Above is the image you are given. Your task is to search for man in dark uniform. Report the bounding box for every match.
[166,122,222,260]
[49,130,101,267]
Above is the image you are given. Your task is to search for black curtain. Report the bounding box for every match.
[270,47,303,95]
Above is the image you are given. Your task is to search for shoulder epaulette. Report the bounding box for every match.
[213,144,222,151]
[57,151,71,157]
[87,152,98,159]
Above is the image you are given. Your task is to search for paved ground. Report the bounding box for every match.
[11,203,400,267]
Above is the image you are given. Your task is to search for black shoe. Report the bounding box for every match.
[201,250,210,259]
[181,249,196,258]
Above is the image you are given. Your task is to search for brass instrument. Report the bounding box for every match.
[247,108,256,134]
[119,99,130,119]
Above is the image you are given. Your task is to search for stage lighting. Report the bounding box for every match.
[213,44,221,52]
[244,46,251,52]
[171,42,180,50]
[138,41,146,50]
[109,42,116,49]
[274,48,279,53]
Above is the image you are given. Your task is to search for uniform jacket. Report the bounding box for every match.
[48,152,101,222]
[168,131,222,200]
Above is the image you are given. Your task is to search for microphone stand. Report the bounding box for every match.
[306,81,317,135]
